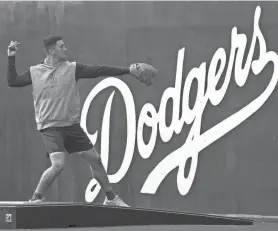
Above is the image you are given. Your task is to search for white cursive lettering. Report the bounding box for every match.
[82,6,278,202]
[141,5,278,195]
[81,78,136,202]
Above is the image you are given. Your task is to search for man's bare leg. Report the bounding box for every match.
[30,152,66,201]
[79,147,129,206]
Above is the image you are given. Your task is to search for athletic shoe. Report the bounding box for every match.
[28,198,44,203]
[103,195,130,207]
[28,196,45,203]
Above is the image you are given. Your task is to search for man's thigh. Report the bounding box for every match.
[40,127,66,156]
[63,123,93,154]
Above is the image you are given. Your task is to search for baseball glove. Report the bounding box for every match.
[130,63,158,86]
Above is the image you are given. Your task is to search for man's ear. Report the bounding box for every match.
[49,48,55,55]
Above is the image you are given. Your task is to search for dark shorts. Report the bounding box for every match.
[40,123,93,155]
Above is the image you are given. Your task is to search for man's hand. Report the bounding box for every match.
[7,41,20,56]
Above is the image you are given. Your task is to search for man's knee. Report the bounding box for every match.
[80,148,102,164]
[52,162,65,172]
[49,152,66,172]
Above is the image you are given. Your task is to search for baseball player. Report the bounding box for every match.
[6,35,157,206]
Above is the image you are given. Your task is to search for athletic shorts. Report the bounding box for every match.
[40,123,93,156]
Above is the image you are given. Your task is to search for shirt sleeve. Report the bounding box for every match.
[75,62,130,81]
[7,56,32,87]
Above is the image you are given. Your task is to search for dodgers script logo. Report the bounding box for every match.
[81,6,278,203]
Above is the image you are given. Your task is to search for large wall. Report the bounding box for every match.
[1,1,278,215]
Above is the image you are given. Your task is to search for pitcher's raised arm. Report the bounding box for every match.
[6,41,32,88]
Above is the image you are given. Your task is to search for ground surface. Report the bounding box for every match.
[2,222,278,231]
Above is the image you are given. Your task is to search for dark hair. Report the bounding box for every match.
[43,35,62,48]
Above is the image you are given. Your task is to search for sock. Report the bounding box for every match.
[105,190,116,200]
[32,192,43,200]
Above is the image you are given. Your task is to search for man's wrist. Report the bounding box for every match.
[123,66,131,74]
[8,56,15,65]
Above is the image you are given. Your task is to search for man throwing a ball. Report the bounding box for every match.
[6,35,157,206]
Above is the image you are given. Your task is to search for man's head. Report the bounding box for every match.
[43,35,67,60]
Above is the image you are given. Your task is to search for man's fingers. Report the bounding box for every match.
[7,41,20,56]
[8,41,20,51]
[9,41,20,47]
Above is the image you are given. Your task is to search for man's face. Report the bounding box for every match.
[50,40,67,60]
